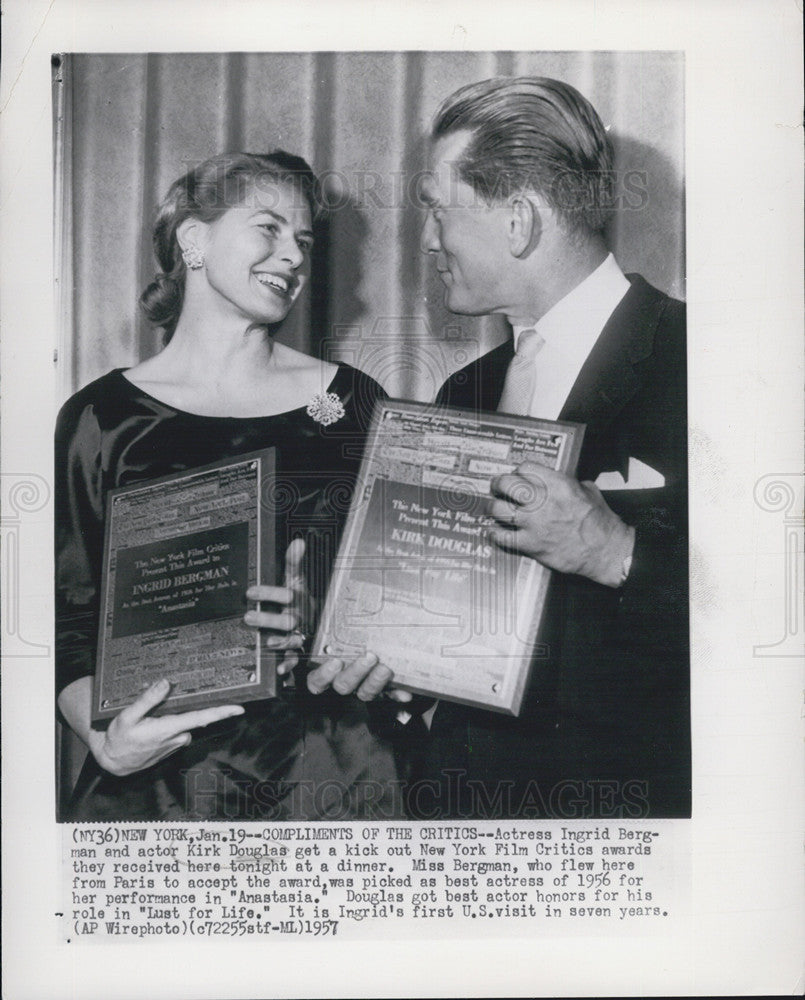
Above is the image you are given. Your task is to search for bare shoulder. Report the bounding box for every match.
[272,342,337,383]
[119,351,211,412]
[119,342,340,417]
[122,352,176,393]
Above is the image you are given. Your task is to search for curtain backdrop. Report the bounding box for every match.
[56,50,684,402]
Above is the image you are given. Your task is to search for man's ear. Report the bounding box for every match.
[507,194,541,258]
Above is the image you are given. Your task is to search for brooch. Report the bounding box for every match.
[306,391,345,426]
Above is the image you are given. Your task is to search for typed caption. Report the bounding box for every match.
[64,820,683,941]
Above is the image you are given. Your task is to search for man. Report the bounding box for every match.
[407,76,690,819]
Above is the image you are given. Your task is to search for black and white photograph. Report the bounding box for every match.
[1,2,802,998]
[54,50,690,824]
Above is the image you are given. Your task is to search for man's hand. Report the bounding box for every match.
[307,652,412,704]
[245,541,409,702]
[244,538,314,678]
[487,462,635,588]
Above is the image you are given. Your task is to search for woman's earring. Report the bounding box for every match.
[182,245,205,270]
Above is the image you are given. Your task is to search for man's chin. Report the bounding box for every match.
[443,288,488,316]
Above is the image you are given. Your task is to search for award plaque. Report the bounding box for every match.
[313,401,584,716]
[92,449,278,722]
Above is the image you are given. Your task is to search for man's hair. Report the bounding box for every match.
[432,76,615,236]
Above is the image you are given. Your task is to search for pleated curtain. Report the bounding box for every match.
[55,51,684,402]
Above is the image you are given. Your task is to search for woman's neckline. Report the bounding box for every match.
[115,365,343,421]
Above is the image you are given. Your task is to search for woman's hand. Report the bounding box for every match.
[86,679,245,777]
[244,538,314,679]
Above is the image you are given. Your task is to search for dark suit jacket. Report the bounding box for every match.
[409,274,690,819]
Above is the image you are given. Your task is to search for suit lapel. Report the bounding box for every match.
[439,274,671,479]
[484,339,515,410]
[440,339,513,412]
[559,274,666,479]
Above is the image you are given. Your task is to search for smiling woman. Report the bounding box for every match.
[161,157,314,334]
[54,151,402,821]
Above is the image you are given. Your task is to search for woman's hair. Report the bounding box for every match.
[432,77,615,238]
[140,150,322,341]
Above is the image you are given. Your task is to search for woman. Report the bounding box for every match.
[56,150,399,821]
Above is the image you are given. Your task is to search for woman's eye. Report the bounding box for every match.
[298,240,313,254]
[258,223,279,236]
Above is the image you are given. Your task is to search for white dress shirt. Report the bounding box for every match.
[512,253,630,420]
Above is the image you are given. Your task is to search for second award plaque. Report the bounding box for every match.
[313,401,584,715]
[92,449,278,722]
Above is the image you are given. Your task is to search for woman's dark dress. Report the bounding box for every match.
[55,364,403,821]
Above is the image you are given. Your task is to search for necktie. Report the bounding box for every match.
[497,328,544,415]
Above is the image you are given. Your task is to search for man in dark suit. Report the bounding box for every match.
[405,76,690,819]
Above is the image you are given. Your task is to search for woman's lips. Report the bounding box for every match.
[255,272,294,296]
